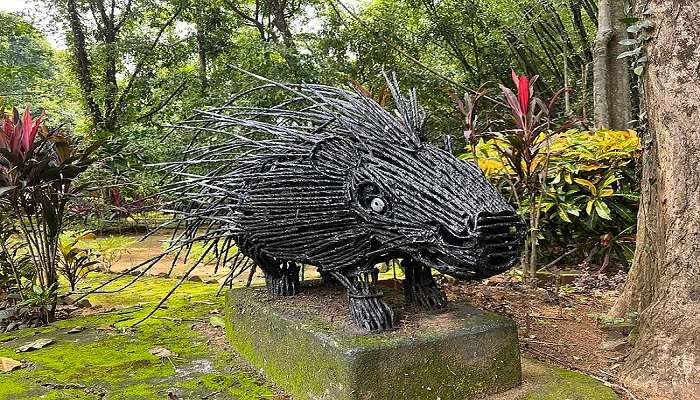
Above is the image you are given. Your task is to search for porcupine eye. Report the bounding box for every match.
[357,182,389,215]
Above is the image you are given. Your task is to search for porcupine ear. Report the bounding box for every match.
[310,136,360,177]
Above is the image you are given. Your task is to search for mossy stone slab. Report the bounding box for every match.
[225,285,521,400]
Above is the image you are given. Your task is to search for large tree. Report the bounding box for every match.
[59,0,191,134]
[610,1,699,397]
[592,0,631,129]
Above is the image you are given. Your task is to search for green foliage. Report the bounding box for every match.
[466,129,640,268]
[0,12,81,128]
[57,231,100,291]
[0,218,32,295]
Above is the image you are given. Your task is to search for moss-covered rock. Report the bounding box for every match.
[225,285,522,400]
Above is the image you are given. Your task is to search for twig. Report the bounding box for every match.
[531,314,566,320]
[151,316,205,322]
[520,338,570,347]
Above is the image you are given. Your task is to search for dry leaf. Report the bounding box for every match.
[0,357,22,372]
[149,347,178,358]
[16,338,53,353]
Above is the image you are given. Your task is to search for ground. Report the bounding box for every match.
[0,246,644,399]
[0,274,285,400]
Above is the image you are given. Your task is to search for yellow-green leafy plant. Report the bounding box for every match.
[57,231,100,291]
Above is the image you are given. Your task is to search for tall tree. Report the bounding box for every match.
[592,0,631,129]
[610,1,699,397]
[60,0,188,134]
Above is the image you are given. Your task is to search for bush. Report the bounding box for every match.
[0,104,101,321]
[463,129,640,270]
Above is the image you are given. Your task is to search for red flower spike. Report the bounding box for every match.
[510,70,530,114]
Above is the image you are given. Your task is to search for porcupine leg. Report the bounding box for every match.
[329,269,395,332]
[401,258,447,310]
[250,250,300,296]
[263,260,300,296]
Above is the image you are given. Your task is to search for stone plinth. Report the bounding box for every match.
[225,282,521,400]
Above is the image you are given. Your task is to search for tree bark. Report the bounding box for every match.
[195,23,209,95]
[592,0,631,130]
[610,1,700,396]
[65,0,103,128]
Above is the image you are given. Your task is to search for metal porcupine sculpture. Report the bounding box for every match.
[158,72,526,332]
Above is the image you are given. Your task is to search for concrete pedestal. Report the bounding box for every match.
[225,283,521,400]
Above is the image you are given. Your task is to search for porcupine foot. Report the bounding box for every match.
[264,261,300,296]
[330,269,395,332]
[402,258,447,310]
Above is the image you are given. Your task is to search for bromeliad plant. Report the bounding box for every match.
[0,104,102,321]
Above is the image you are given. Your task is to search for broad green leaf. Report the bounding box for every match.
[600,188,614,197]
[617,47,641,59]
[586,199,594,215]
[595,200,613,220]
[558,209,572,223]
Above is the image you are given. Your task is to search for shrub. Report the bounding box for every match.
[57,231,100,291]
[462,129,640,270]
[0,104,101,320]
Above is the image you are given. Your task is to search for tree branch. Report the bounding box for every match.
[112,3,185,122]
[133,80,188,123]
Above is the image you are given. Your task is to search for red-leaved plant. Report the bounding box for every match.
[0,104,102,322]
[0,106,45,158]
[454,71,571,280]
[494,71,571,279]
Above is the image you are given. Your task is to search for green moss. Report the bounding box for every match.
[120,383,163,399]
[519,359,618,400]
[180,372,275,400]
[0,376,30,398]
[0,273,276,399]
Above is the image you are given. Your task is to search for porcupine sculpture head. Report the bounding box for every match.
[162,72,525,331]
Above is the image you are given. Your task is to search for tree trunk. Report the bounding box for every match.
[592,0,631,130]
[610,1,700,396]
[65,0,103,128]
[195,24,209,95]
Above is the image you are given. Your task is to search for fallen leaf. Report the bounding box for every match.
[149,347,178,358]
[209,316,225,329]
[16,338,53,353]
[0,357,22,372]
[67,326,84,334]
